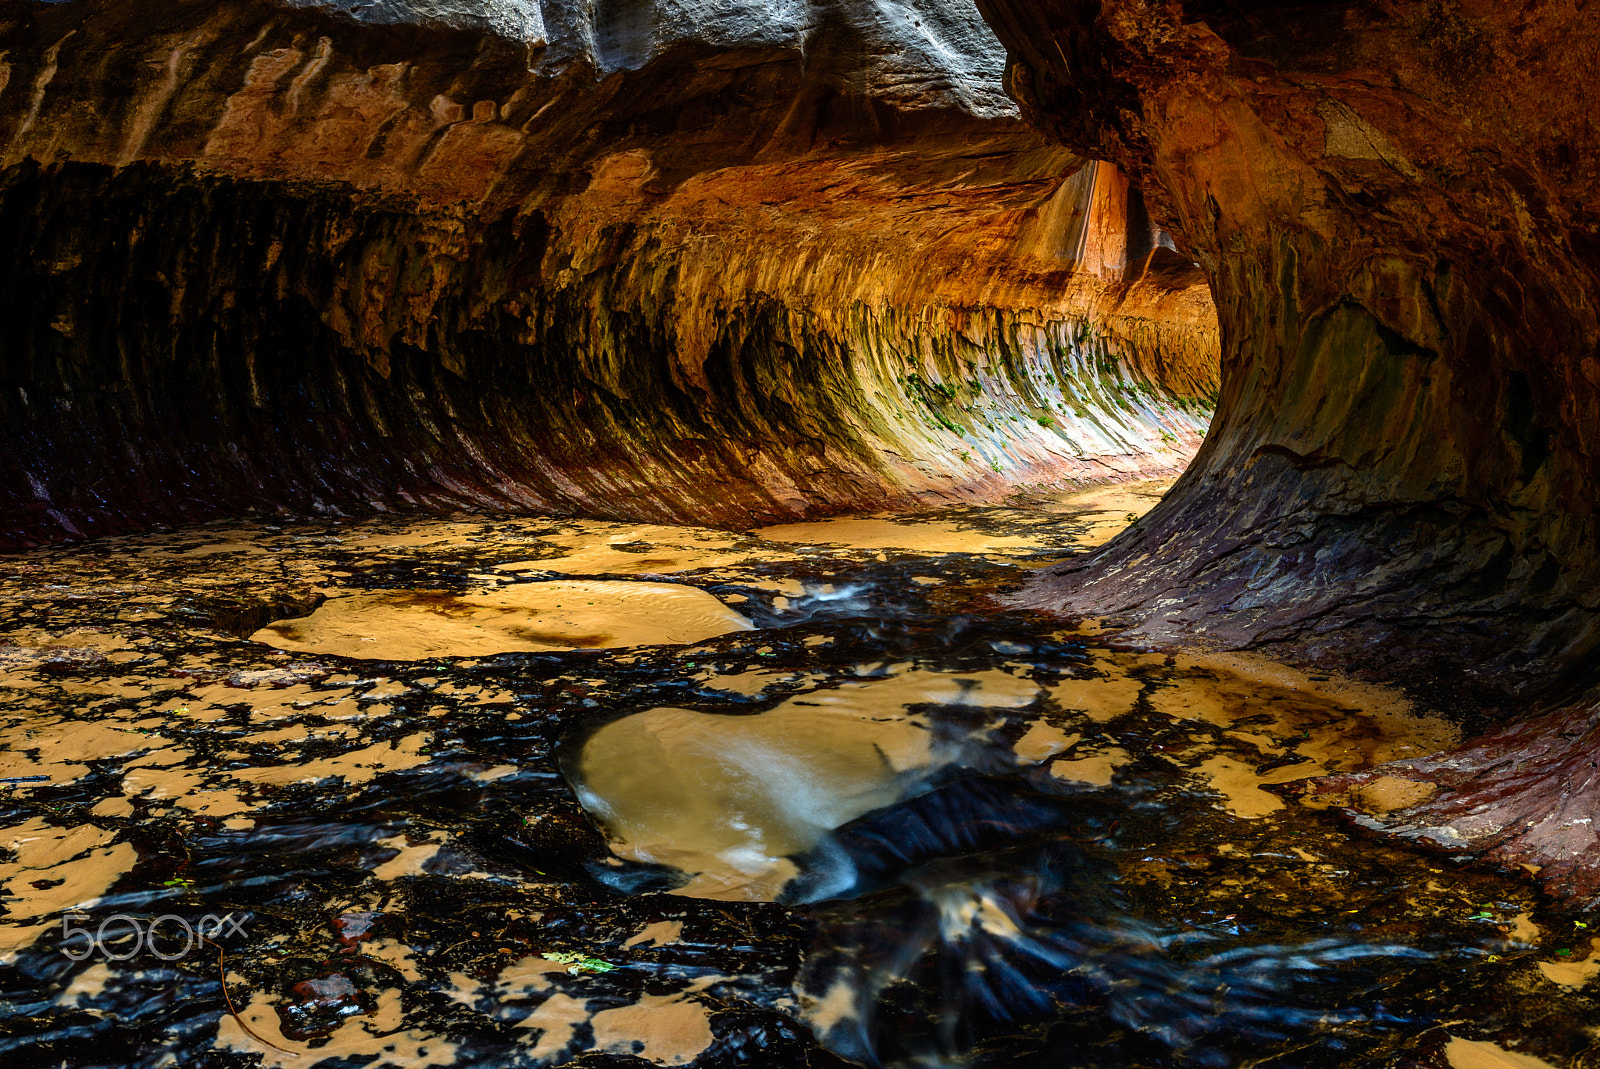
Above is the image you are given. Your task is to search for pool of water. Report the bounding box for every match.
[0,484,1591,1068]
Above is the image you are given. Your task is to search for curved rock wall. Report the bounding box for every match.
[976,0,1600,904]
[0,0,1217,549]
[981,0,1600,701]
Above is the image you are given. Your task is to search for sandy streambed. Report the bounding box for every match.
[252,582,754,659]
[0,485,1588,1069]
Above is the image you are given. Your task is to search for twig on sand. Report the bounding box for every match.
[203,936,299,1057]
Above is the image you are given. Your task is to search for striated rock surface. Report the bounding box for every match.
[977,0,1600,904]
[1298,699,1600,906]
[0,0,1217,548]
[982,0,1600,698]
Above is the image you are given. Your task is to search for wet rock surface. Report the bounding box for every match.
[0,496,1595,1067]
[1300,700,1600,912]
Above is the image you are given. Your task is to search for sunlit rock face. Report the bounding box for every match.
[981,0,1600,700]
[0,0,1216,549]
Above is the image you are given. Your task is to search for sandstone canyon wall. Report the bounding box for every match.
[0,0,1218,550]
[977,0,1600,902]
[981,0,1600,699]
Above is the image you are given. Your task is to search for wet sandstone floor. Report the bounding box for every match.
[0,479,1595,1068]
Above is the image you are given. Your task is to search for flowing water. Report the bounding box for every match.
[0,479,1594,1068]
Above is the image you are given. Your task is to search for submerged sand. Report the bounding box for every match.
[575,649,1457,902]
[4,487,1574,1068]
[577,669,1041,900]
[252,581,754,659]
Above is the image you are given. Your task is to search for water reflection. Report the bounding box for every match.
[791,776,1440,1068]
[0,491,1586,1068]
[566,641,1493,1067]
[572,668,1041,901]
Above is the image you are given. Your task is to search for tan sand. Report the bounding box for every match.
[752,518,1050,554]
[251,581,753,659]
[578,669,1041,900]
[1444,1037,1560,1069]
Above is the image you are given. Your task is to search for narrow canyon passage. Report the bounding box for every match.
[0,1,1598,1068]
[0,0,1216,546]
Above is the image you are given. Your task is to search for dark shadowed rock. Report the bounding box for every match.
[0,0,1216,549]
[980,0,1600,701]
[978,0,1600,904]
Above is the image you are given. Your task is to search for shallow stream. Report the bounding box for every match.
[0,480,1594,1068]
